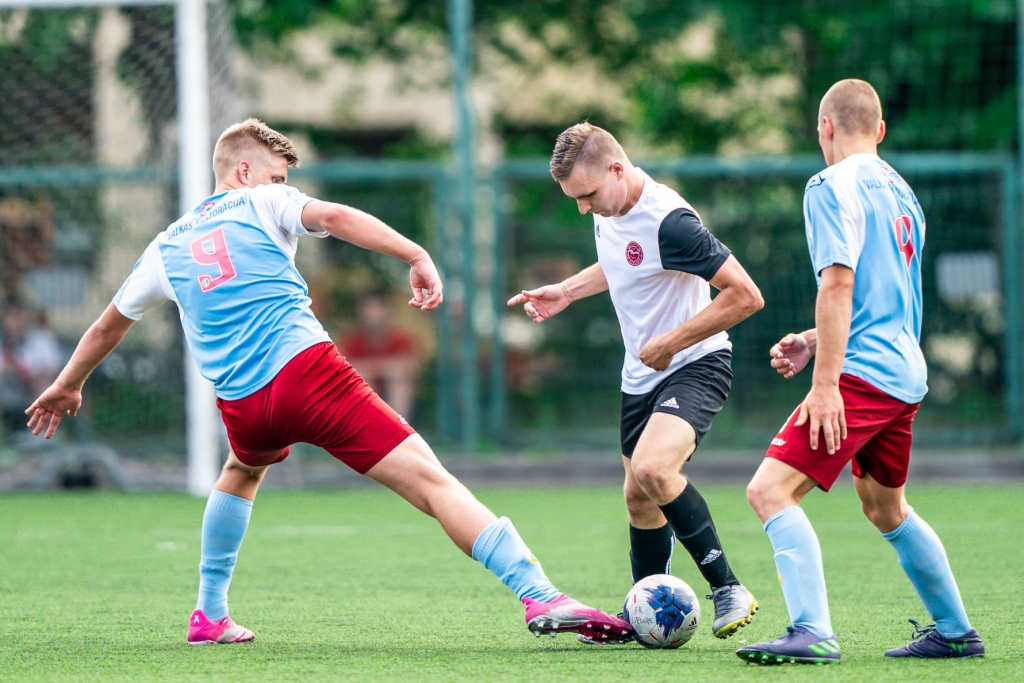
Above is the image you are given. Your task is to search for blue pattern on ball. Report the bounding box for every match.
[647,585,692,635]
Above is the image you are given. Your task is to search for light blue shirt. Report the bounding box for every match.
[113,184,332,400]
[804,153,927,403]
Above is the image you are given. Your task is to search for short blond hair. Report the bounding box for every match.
[549,122,629,181]
[213,118,300,178]
[820,79,882,137]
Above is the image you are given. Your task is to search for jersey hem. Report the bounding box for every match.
[840,366,926,404]
[813,256,854,276]
[620,341,732,395]
[111,300,143,321]
[213,335,333,401]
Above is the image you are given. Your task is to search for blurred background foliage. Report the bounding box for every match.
[230,0,1018,156]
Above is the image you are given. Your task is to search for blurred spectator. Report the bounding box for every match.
[0,304,63,435]
[338,294,421,420]
[0,198,57,300]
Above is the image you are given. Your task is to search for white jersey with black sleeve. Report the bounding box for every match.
[594,170,732,395]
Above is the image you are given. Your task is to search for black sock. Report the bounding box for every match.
[658,483,739,590]
[628,524,674,583]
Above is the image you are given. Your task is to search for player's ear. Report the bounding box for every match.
[237,161,251,187]
[821,116,834,141]
[610,161,624,179]
[876,120,886,145]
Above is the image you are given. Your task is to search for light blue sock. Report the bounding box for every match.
[764,506,834,638]
[881,510,972,638]
[472,517,561,603]
[196,490,252,620]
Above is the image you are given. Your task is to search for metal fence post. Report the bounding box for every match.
[448,0,478,451]
[1002,163,1022,439]
[489,170,507,440]
[432,174,458,442]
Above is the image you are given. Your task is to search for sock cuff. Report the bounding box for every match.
[629,524,673,538]
[880,508,918,542]
[207,490,253,519]
[471,516,512,563]
[659,483,705,517]
[763,505,809,534]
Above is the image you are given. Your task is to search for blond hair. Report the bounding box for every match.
[213,118,300,179]
[820,79,882,137]
[549,122,629,181]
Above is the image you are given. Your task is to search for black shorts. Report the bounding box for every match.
[620,350,732,457]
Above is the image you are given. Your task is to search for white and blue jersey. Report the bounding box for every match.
[113,183,332,400]
[804,152,927,404]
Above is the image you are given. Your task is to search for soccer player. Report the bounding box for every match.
[25,119,631,646]
[508,123,764,640]
[737,80,984,664]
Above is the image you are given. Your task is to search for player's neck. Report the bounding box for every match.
[214,179,243,194]
[828,137,878,166]
[616,167,645,217]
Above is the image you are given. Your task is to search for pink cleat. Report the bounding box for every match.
[523,594,634,644]
[187,609,255,645]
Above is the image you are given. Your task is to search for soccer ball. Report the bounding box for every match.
[623,574,700,648]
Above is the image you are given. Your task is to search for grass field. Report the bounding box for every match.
[0,484,1021,682]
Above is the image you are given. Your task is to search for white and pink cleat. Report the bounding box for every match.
[187,609,256,645]
[524,594,633,644]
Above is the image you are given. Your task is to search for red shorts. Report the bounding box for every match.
[766,374,919,492]
[217,342,416,471]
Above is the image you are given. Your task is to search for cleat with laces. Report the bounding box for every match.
[524,595,633,643]
[187,609,255,645]
[736,625,840,665]
[884,619,984,658]
[708,584,758,639]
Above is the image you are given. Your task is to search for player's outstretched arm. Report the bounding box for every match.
[639,255,764,371]
[506,262,608,323]
[25,304,135,439]
[301,201,443,311]
[770,329,818,379]
[794,265,853,454]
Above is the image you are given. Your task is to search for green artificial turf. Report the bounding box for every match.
[0,484,1020,682]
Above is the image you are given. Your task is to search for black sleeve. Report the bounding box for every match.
[657,208,731,281]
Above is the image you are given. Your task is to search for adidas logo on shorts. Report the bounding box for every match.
[659,397,680,409]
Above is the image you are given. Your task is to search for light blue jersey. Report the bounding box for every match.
[113,183,331,400]
[804,153,927,403]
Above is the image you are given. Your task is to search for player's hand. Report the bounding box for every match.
[770,333,813,379]
[639,333,676,371]
[24,380,82,440]
[408,255,443,311]
[795,383,847,454]
[507,284,571,323]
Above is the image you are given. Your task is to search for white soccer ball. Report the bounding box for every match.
[623,574,701,649]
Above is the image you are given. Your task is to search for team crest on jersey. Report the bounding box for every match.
[626,241,644,266]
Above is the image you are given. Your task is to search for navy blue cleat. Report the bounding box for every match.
[884,619,984,659]
[736,625,840,665]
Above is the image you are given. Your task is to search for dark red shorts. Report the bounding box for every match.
[766,374,919,492]
[217,342,416,472]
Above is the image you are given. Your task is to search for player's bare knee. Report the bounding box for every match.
[624,483,656,517]
[746,475,785,522]
[860,499,905,533]
[630,458,676,503]
[222,457,265,483]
